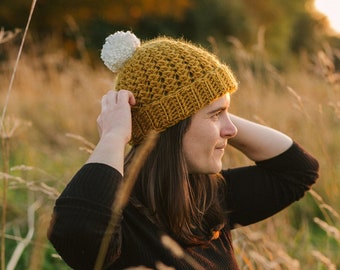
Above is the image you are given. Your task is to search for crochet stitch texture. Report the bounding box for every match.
[114,37,238,145]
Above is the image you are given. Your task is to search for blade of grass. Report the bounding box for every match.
[0,0,37,130]
[94,131,159,270]
[0,1,37,269]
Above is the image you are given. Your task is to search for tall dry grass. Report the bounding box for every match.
[0,27,339,270]
[221,36,340,269]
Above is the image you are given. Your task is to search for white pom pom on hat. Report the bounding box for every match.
[100,31,141,73]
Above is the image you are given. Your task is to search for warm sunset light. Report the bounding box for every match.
[314,0,340,34]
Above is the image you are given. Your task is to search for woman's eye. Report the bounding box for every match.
[211,111,222,119]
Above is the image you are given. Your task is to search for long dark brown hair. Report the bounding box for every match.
[124,117,226,245]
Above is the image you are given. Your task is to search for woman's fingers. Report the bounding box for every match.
[116,89,136,106]
[101,90,117,111]
[101,90,135,111]
[97,89,135,143]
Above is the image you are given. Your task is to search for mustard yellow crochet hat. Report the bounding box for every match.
[101,31,238,145]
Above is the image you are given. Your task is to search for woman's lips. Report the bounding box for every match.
[215,143,226,150]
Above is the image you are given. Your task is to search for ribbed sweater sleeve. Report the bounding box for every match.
[48,163,123,270]
[223,142,319,227]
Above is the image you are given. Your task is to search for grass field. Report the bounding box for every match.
[0,34,339,269]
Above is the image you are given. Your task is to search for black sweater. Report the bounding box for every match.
[48,142,319,269]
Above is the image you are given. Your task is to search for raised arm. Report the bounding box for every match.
[228,114,293,161]
[224,114,319,227]
[86,90,135,174]
[48,90,136,269]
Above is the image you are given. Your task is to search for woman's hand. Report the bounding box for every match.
[228,114,293,161]
[97,90,136,144]
[86,90,135,175]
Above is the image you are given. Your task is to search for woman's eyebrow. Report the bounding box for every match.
[207,106,227,115]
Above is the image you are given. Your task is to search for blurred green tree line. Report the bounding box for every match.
[0,0,336,64]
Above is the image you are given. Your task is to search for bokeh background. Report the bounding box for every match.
[1,0,340,65]
[1,0,340,269]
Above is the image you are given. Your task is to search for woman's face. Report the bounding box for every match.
[183,93,237,174]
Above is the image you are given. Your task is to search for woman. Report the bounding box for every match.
[48,31,319,269]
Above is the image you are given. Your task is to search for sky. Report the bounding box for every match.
[314,0,340,34]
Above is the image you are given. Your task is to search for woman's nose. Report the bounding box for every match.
[221,115,238,138]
